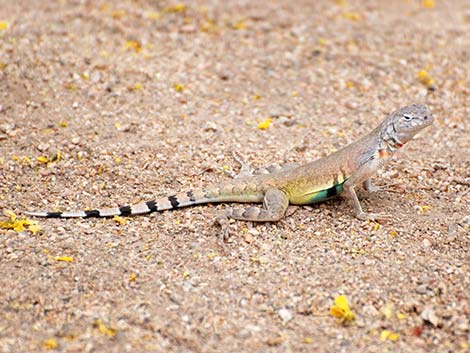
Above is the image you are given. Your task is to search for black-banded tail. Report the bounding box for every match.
[25,189,219,219]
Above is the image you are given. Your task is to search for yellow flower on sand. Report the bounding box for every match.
[0,211,40,235]
[257,118,272,130]
[329,295,356,323]
[380,329,400,341]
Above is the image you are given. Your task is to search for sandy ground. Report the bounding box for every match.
[0,0,469,352]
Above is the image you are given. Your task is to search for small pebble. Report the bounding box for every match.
[416,284,428,295]
[278,308,293,322]
[422,238,431,248]
[421,307,439,327]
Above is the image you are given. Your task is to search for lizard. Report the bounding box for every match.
[25,103,434,232]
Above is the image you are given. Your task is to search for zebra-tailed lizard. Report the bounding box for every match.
[26,104,434,236]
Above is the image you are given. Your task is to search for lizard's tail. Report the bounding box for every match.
[24,189,228,219]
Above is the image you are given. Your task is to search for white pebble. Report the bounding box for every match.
[278,308,293,322]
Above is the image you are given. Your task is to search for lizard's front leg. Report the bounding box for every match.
[363,178,381,192]
[343,161,391,222]
[363,178,401,193]
[216,188,289,240]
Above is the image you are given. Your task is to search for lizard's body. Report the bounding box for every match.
[26,104,434,226]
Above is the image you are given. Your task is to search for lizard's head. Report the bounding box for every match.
[381,103,434,149]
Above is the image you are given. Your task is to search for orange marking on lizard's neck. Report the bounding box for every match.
[378,149,392,158]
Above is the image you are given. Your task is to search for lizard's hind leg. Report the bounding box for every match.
[230,151,253,178]
[216,188,289,241]
[253,162,299,175]
[226,188,289,221]
[229,150,299,178]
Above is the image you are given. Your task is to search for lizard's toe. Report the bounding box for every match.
[369,183,401,193]
[215,214,235,243]
[356,212,392,223]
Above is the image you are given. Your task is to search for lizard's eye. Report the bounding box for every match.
[403,115,412,121]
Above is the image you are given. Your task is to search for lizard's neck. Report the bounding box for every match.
[377,121,406,153]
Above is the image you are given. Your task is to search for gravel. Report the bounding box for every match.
[0,0,469,352]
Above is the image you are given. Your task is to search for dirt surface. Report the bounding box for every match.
[0,0,469,352]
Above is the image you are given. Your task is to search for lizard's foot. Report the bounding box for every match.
[215,214,236,243]
[364,180,401,193]
[224,151,253,179]
[363,178,401,193]
[230,151,253,178]
[355,212,392,223]
[365,184,381,193]
[223,150,252,178]
[369,183,402,193]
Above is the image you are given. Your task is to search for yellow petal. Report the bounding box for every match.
[381,304,394,319]
[123,40,142,53]
[43,338,58,350]
[330,295,356,322]
[13,221,26,232]
[37,156,49,164]
[232,20,247,30]
[417,205,431,214]
[164,4,186,13]
[53,256,74,262]
[342,12,361,21]
[113,215,127,225]
[145,12,161,20]
[111,10,126,19]
[257,118,272,130]
[96,320,117,337]
[174,83,185,92]
[396,312,408,320]
[380,330,390,341]
[335,0,349,7]
[329,306,346,318]
[22,156,32,164]
[0,21,8,30]
[422,0,435,9]
[380,329,400,341]
[417,70,435,88]
[334,295,351,311]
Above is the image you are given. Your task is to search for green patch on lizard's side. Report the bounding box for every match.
[305,182,345,204]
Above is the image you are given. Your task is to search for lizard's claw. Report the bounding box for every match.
[365,184,381,193]
[355,212,392,223]
[231,151,253,178]
[368,183,401,193]
[215,214,236,243]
